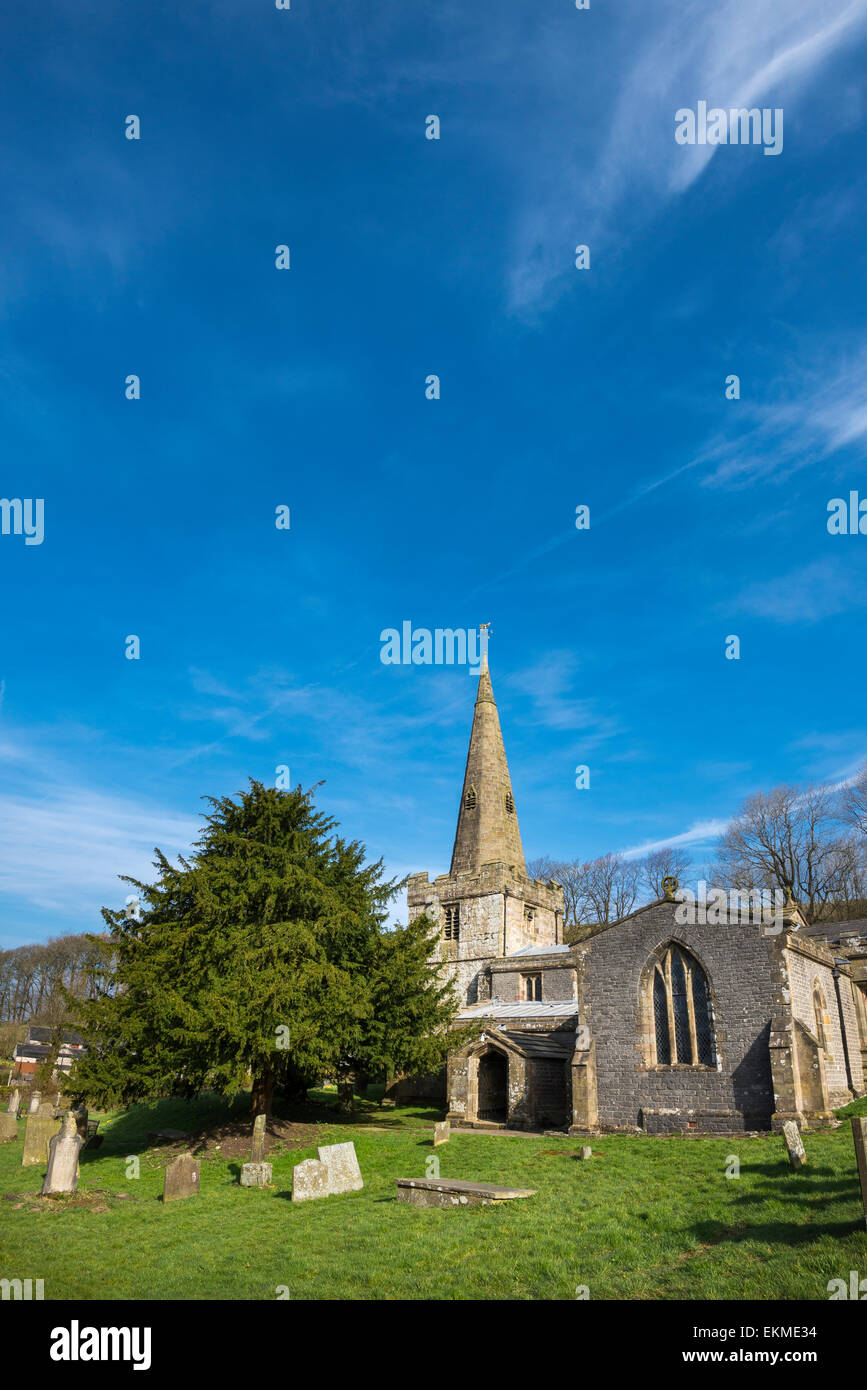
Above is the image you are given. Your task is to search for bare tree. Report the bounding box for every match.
[710,783,852,918]
[580,853,640,924]
[639,847,693,900]
[841,762,867,838]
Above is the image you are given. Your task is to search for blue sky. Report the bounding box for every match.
[2,0,867,946]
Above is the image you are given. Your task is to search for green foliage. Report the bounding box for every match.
[70,780,468,1111]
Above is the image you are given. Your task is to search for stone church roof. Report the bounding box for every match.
[449,655,527,877]
[457,1000,580,1020]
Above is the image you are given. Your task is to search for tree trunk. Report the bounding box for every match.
[251,1060,274,1117]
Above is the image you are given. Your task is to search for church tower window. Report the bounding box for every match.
[505,791,515,814]
[649,945,714,1067]
[444,904,460,941]
[464,786,477,810]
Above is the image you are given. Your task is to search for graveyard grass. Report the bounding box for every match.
[1,1090,865,1301]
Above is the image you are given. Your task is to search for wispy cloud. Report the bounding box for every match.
[735,557,867,624]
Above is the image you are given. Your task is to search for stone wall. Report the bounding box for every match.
[784,944,862,1102]
[582,901,782,1133]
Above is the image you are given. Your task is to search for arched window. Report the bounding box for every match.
[504,791,515,814]
[650,945,715,1067]
[464,786,477,810]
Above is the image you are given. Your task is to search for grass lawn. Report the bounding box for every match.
[1,1090,865,1300]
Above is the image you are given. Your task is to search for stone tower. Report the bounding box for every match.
[407,655,565,1005]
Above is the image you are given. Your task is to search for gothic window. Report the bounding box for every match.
[505,791,515,814]
[464,786,477,810]
[444,904,460,941]
[523,973,542,1002]
[649,945,714,1067]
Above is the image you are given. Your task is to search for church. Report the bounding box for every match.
[405,658,867,1135]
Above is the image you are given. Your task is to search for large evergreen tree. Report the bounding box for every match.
[71,781,468,1113]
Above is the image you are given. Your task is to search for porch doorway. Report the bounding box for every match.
[477,1049,508,1122]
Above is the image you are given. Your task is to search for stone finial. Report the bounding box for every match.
[661,876,678,901]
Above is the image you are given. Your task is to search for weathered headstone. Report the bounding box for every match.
[0,1113,18,1143]
[782,1120,807,1170]
[317,1141,363,1194]
[29,1090,41,1115]
[7,1088,21,1115]
[852,1117,867,1229]
[292,1157,330,1202]
[578,1145,593,1160]
[240,1162,272,1188]
[163,1153,200,1203]
[251,1113,267,1164]
[41,1113,84,1196]
[433,1120,450,1147]
[22,1113,62,1166]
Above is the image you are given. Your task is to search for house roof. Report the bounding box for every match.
[25,1027,84,1045]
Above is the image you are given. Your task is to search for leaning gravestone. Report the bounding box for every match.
[8,1088,21,1115]
[782,1120,807,1170]
[317,1141,363,1194]
[42,1113,84,1196]
[163,1153,200,1203]
[22,1113,62,1167]
[0,1113,17,1143]
[292,1158,330,1202]
[433,1120,450,1147]
[250,1113,267,1164]
[853,1117,867,1229]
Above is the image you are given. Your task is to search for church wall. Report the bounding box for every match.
[784,946,864,1099]
[583,901,781,1133]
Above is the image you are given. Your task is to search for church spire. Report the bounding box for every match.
[450,653,527,876]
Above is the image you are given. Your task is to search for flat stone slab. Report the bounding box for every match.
[147,1129,188,1145]
[240,1162,272,1188]
[396,1178,537,1209]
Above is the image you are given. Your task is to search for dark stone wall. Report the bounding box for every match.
[583,901,781,1133]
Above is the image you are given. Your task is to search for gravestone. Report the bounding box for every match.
[433,1120,450,1147]
[163,1153,200,1203]
[292,1157,330,1202]
[317,1141,363,1194]
[7,1088,21,1115]
[41,1113,84,1196]
[396,1177,537,1209]
[29,1090,41,1115]
[22,1113,62,1167]
[578,1146,592,1160]
[0,1113,17,1143]
[782,1120,807,1170]
[251,1113,267,1165]
[852,1117,867,1229]
[240,1162,272,1188]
